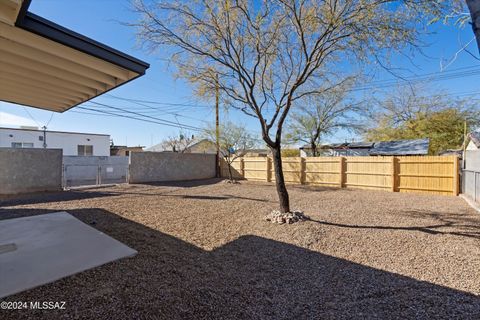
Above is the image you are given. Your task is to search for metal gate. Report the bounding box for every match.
[462,169,480,203]
[62,156,129,188]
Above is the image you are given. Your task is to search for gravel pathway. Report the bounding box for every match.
[1,179,479,319]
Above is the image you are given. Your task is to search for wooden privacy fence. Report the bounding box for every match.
[221,156,460,196]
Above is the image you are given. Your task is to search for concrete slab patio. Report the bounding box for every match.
[0,212,136,299]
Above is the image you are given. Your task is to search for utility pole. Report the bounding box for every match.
[42,126,47,148]
[215,74,220,178]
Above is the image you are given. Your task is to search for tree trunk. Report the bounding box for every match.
[270,145,290,213]
[467,0,480,54]
[228,162,233,182]
[311,142,317,157]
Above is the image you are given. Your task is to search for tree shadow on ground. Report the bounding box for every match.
[132,178,223,188]
[96,192,271,202]
[0,190,120,207]
[1,208,479,319]
[306,207,480,240]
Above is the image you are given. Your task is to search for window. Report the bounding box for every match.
[125,150,130,156]
[11,142,34,148]
[77,145,93,156]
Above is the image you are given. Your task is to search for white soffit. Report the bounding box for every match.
[0,0,149,112]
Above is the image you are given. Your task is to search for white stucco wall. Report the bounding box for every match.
[0,128,110,156]
[467,140,479,151]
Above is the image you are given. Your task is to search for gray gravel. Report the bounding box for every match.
[1,179,479,319]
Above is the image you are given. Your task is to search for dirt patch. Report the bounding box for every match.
[1,179,479,319]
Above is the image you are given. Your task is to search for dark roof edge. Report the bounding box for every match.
[16,0,32,25]
[15,7,149,75]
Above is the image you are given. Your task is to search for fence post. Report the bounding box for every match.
[266,157,271,182]
[339,157,345,188]
[391,156,397,192]
[299,157,305,184]
[62,164,67,189]
[453,156,459,196]
[240,158,245,179]
[97,165,102,185]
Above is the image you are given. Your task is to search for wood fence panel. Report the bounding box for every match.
[220,158,243,179]
[271,157,302,184]
[397,156,456,195]
[243,157,268,181]
[304,157,341,187]
[220,155,459,196]
[344,156,392,191]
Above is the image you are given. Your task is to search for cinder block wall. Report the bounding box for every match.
[129,152,216,183]
[0,148,62,194]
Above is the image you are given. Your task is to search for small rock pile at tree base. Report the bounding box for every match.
[265,210,308,224]
[223,179,240,184]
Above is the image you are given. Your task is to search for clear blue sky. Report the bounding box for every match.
[0,0,479,147]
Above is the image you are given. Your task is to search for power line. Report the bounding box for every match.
[77,106,204,132]
[350,65,480,92]
[99,96,212,123]
[87,101,203,131]
[105,94,211,108]
[22,107,40,127]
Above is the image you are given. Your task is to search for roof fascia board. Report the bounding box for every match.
[15,9,149,75]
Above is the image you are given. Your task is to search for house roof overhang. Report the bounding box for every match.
[0,0,149,112]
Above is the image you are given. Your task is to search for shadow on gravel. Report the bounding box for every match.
[1,208,479,319]
[99,192,271,203]
[307,215,480,240]
[132,178,223,188]
[0,190,119,207]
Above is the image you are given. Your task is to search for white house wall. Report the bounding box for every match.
[0,128,110,156]
[467,141,479,151]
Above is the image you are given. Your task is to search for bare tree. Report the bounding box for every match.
[203,121,256,182]
[132,0,450,213]
[161,131,196,153]
[285,80,362,156]
[364,85,480,154]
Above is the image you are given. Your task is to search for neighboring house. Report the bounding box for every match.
[300,142,373,157]
[146,139,217,154]
[243,149,271,157]
[110,145,144,156]
[369,138,430,156]
[300,138,430,157]
[438,149,463,157]
[186,139,217,154]
[145,142,169,152]
[0,126,110,156]
[467,130,480,150]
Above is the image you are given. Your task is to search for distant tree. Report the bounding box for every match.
[365,87,480,154]
[161,131,196,153]
[203,121,256,182]
[285,81,362,157]
[132,0,453,213]
[281,149,300,157]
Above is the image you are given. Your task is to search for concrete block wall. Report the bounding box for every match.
[0,148,62,194]
[129,152,216,183]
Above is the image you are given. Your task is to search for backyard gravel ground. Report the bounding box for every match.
[1,179,480,319]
